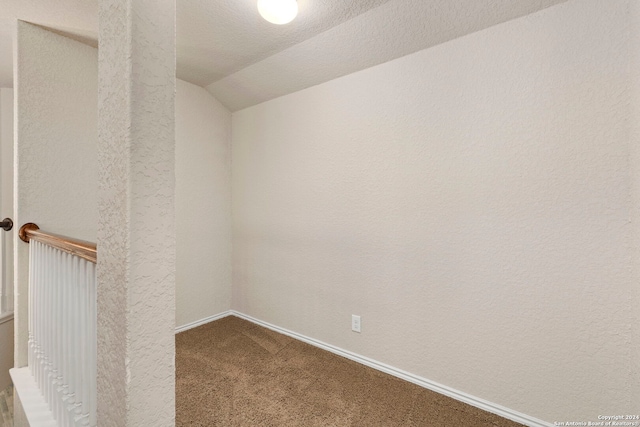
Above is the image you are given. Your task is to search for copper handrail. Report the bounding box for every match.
[19,223,97,264]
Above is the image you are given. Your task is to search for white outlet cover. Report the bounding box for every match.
[352,315,361,333]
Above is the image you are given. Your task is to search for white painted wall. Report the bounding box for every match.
[0,88,14,390]
[232,0,638,422]
[14,21,97,367]
[10,24,229,350]
[176,79,232,327]
[0,88,13,314]
[0,32,13,89]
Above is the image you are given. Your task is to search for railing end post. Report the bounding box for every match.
[19,223,40,243]
[0,218,12,231]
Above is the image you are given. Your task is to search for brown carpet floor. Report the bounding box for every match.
[176,316,524,427]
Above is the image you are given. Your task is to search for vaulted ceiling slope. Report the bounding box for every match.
[0,0,568,110]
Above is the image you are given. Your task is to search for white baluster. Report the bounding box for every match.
[67,255,79,423]
[27,238,97,427]
[56,250,63,423]
[31,241,37,385]
[72,257,83,427]
[89,261,96,427]
[43,245,52,404]
[60,251,70,426]
[28,241,35,377]
[34,242,41,390]
[34,241,41,388]
[50,247,59,418]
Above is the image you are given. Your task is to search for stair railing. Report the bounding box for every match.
[20,223,97,427]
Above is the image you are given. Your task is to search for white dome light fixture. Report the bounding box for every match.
[258,0,298,25]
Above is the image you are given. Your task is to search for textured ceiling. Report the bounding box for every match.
[0,0,392,88]
[209,0,570,111]
[0,0,569,109]
[178,0,393,86]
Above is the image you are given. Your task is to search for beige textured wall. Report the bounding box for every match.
[14,22,97,367]
[231,0,638,422]
[629,0,640,402]
[176,79,232,327]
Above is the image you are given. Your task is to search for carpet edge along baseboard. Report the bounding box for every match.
[175,310,552,427]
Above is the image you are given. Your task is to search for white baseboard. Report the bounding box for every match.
[175,310,232,333]
[175,310,552,427]
[232,311,553,427]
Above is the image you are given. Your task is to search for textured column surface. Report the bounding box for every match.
[629,0,640,406]
[97,1,176,426]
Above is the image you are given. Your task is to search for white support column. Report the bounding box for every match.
[97,1,176,426]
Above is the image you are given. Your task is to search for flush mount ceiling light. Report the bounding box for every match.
[258,0,298,25]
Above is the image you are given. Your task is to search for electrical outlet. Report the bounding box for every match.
[351,315,361,333]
